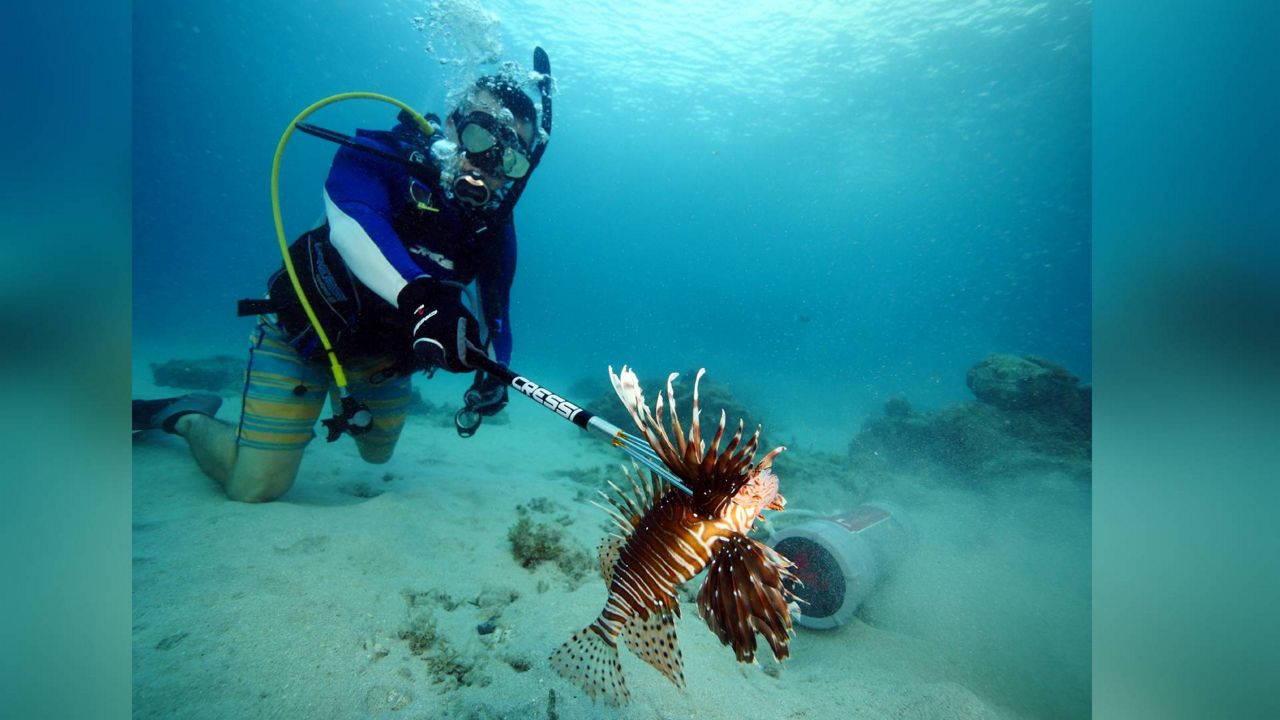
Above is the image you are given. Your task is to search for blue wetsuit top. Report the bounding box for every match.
[321,125,516,366]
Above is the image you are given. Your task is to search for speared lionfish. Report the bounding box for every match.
[549,366,798,705]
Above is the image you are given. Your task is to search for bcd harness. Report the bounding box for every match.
[237,113,505,386]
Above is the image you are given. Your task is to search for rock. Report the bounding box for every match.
[151,355,244,394]
[850,354,1091,486]
[884,396,913,419]
[966,354,1083,411]
[850,402,1008,476]
[473,586,520,617]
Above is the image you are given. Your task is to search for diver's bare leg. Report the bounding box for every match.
[174,414,304,503]
[173,414,236,483]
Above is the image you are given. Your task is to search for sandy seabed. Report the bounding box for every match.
[132,345,1055,720]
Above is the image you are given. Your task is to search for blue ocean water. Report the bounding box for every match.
[133,1,1090,718]
[134,0,1089,443]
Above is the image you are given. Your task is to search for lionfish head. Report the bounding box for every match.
[729,467,786,519]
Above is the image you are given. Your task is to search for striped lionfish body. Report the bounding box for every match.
[549,366,797,705]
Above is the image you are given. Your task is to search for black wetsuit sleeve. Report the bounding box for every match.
[478,222,517,365]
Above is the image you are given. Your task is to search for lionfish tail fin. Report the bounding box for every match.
[549,626,631,706]
[696,534,798,664]
[622,609,686,689]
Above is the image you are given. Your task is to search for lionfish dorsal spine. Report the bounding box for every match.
[745,426,762,459]
[757,445,785,471]
[665,373,687,455]
[619,464,649,509]
[650,391,680,471]
[591,497,632,533]
[639,460,669,501]
[606,479,643,520]
[611,366,657,445]
[687,369,706,461]
[700,409,728,477]
[713,419,746,478]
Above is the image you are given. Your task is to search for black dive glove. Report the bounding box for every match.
[397,277,481,373]
[464,370,509,417]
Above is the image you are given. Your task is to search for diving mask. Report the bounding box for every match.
[451,110,532,179]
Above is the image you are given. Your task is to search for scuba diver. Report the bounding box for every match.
[133,66,553,502]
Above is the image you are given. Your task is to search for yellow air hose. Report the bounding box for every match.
[269,92,435,394]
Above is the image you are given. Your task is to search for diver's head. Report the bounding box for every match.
[443,75,541,211]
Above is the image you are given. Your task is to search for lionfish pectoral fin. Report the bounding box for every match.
[622,608,686,689]
[549,626,631,706]
[696,534,797,664]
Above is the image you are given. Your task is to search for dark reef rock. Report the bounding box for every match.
[883,396,914,419]
[151,355,244,394]
[967,354,1087,414]
[852,402,1006,475]
[851,355,1091,485]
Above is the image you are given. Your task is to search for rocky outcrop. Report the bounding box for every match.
[851,355,1090,484]
[967,354,1090,420]
[151,355,244,394]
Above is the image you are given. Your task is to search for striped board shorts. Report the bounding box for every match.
[236,322,412,452]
